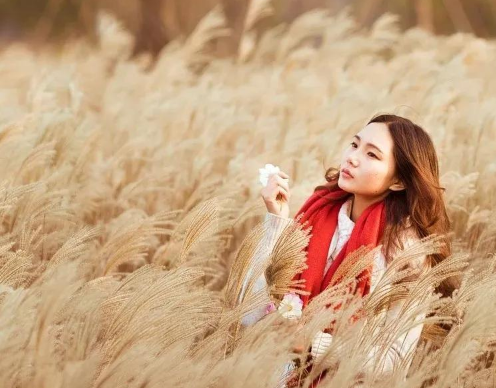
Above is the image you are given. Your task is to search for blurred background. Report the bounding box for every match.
[1,0,496,56]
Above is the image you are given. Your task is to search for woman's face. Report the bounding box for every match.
[338,122,403,197]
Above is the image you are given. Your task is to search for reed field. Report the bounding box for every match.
[1,5,496,388]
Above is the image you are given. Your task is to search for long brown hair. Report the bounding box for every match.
[315,114,460,303]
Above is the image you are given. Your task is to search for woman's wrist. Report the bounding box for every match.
[265,200,280,215]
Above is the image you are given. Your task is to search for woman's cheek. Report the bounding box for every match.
[361,169,387,194]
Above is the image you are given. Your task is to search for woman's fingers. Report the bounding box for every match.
[261,170,291,217]
[277,187,290,201]
[275,175,290,192]
[268,174,290,193]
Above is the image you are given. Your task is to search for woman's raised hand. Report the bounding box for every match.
[260,170,291,218]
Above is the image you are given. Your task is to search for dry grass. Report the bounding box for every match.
[1,7,496,388]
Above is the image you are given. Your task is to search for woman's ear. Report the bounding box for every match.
[389,179,405,191]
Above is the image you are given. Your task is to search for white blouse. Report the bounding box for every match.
[239,197,430,375]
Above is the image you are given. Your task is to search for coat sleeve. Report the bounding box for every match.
[239,212,293,327]
[363,232,430,375]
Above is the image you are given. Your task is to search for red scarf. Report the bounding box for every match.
[291,187,387,309]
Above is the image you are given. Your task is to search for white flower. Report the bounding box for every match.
[311,331,333,361]
[259,163,289,187]
[278,292,303,320]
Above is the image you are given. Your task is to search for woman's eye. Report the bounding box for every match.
[350,142,377,159]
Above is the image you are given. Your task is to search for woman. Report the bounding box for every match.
[239,114,460,385]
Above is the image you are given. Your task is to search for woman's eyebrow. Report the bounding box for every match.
[353,135,384,154]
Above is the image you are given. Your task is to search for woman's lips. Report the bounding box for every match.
[341,169,354,179]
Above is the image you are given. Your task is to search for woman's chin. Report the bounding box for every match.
[337,177,354,192]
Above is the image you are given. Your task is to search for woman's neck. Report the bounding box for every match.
[349,193,388,223]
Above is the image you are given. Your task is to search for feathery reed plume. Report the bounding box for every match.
[182,5,230,69]
[224,219,269,309]
[276,9,331,61]
[162,197,234,267]
[238,0,274,62]
[264,216,311,298]
[79,211,171,275]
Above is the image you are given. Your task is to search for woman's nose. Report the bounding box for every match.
[347,154,358,167]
